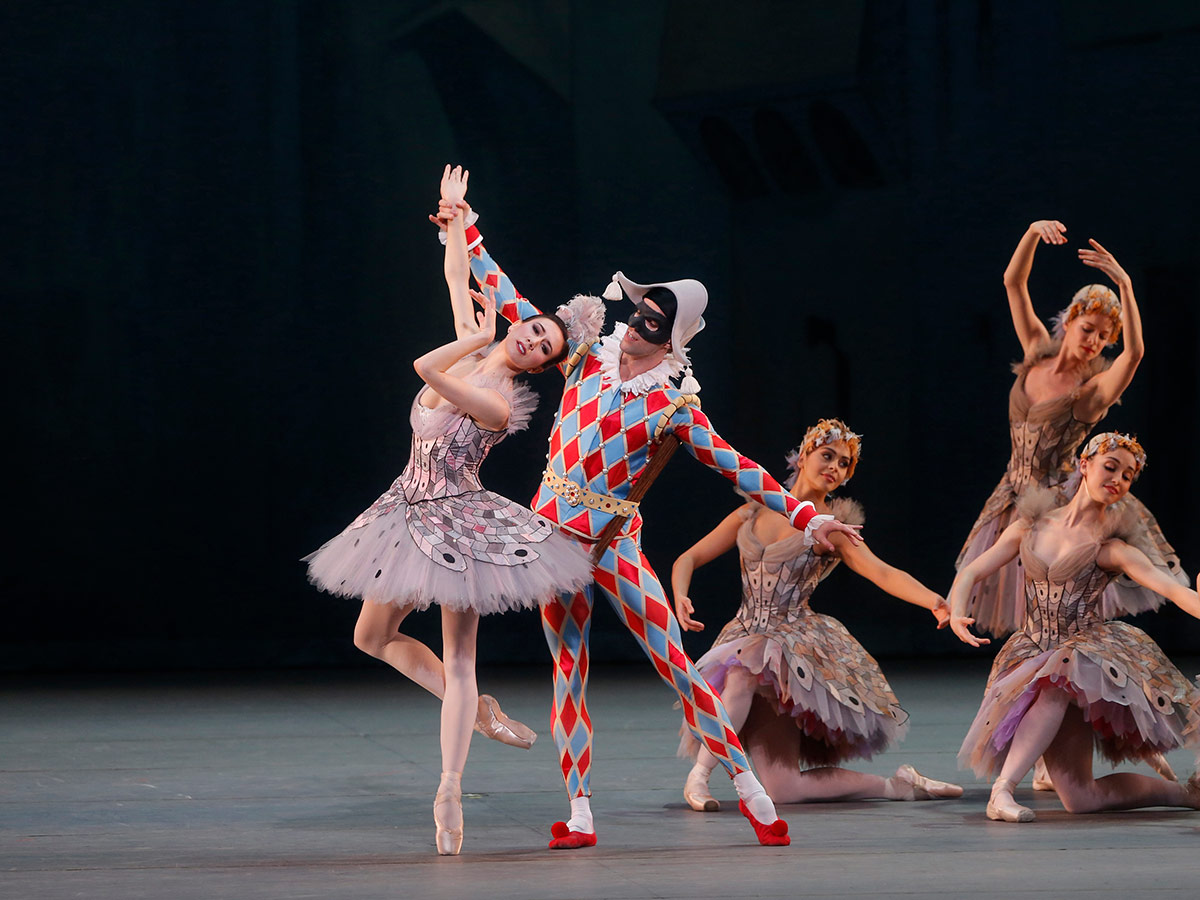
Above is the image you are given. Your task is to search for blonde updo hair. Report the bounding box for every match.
[784,418,863,488]
[1080,431,1146,480]
[1051,284,1122,345]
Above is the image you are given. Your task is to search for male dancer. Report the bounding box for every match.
[436,198,860,848]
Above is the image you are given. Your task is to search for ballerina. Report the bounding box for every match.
[950,433,1200,822]
[673,420,963,808]
[303,166,593,854]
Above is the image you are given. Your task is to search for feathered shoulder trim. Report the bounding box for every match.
[411,350,539,437]
[1011,338,1113,384]
[827,496,865,527]
[1014,484,1062,522]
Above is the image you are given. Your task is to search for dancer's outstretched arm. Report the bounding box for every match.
[413,291,511,431]
[1100,540,1200,619]
[1074,240,1144,419]
[833,535,949,627]
[1004,220,1063,355]
[671,507,745,632]
[948,519,1027,646]
[440,165,479,340]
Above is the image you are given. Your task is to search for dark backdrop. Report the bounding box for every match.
[4,0,1200,672]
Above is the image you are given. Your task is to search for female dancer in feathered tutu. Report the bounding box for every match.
[672,420,962,809]
[950,433,1200,823]
[957,220,1185,638]
[303,166,592,854]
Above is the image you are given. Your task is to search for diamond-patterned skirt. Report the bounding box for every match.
[304,490,593,614]
[682,608,909,767]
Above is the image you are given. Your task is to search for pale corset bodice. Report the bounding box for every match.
[1005,370,1098,493]
[1019,531,1117,650]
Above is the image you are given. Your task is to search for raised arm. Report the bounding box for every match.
[1074,239,1145,420]
[669,405,861,551]
[1004,221,1062,356]
[947,519,1028,646]
[671,507,745,632]
[412,291,511,431]
[834,536,949,628]
[440,166,478,340]
[1100,540,1200,619]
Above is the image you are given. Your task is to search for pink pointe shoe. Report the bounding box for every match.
[986,778,1035,823]
[738,800,790,846]
[474,694,536,749]
[684,765,720,812]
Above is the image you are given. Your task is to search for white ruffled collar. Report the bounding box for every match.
[595,323,685,395]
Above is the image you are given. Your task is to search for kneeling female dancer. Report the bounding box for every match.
[950,433,1200,823]
[673,420,963,807]
[304,166,592,854]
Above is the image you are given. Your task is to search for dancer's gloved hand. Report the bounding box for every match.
[673,591,704,632]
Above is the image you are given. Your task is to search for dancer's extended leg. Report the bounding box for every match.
[593,538,787,846]
[1043,706,1200,813]
[541,585,598,849]
[355,600,534,748]
[433,607,479,855]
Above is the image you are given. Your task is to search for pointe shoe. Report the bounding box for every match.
[474,694,536,749]
[986,778,1035,823]
[1031,758,1055,791]
[1148,751,1178,782]
[433,774,463,855]
[890,764,964,800]
[548,820,597,850]
[737,800,790,846]
[684,766,720,812]
[1181,772,1200,808]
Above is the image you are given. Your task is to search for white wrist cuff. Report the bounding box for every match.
[801,514,835,547]
[437,209,481,247]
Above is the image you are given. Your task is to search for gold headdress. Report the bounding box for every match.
[1080,431,1146,478]
[784,418,863,488]
[1051,284,1122,345]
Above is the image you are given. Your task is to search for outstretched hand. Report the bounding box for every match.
[931,599,951,630]
[1078,238,1129,286]
[812,519,862,553]
[1030,219,1067,245]
[674,593,704,632]
[440,164,469,204]
[950,614,990,647]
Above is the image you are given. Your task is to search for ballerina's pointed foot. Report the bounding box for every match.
[738,800,790,846]
[433,773,464,855]
[548,820,597,850]
[1031,758,1055,792]
[890,764,964,800]
[684,766,720,812]
[474,694,536,749]
[986,779,1035,823]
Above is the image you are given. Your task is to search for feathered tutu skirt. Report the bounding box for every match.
[681,608,908,767]
[959,621,1200,777]
[304,487,593,615]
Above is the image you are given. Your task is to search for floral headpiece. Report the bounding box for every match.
[554,294,606,345]
[1080,431,1146,479]
[784,418,863,488]
[1051,284,1122,345]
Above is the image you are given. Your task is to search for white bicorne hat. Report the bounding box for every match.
[602,271,707,366]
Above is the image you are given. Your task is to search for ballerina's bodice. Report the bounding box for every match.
[1005,369,1099,494]
[732,498,861,633]
[1018,528,1117,651]
[398,394,505,503]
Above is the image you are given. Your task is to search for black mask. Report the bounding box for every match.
[627,301,673,345]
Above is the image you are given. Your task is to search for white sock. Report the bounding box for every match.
[566,795,594,834]
[732,771,777,823]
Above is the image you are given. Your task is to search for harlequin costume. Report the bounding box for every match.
[463,219,835,847]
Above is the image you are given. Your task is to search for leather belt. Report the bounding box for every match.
[541,468,639,518]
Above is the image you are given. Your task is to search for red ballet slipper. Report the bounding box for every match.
[548,821,597,850]
[738,800,790,846]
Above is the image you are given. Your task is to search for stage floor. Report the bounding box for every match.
[3,661,1198,899]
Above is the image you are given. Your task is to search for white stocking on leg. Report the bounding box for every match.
[435,607,479,855]
[988,689,1070,822]
[686,669,757,811]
